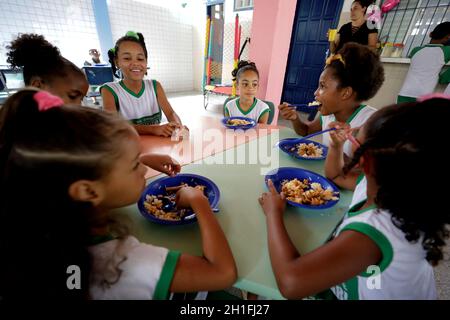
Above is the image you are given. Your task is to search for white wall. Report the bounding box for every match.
[0,0,100,67]
[107,0,194,92]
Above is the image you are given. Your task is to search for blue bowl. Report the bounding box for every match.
[138,174,220,225]
[278,139,328,161]
[265,167,340,210]
[221,116,256,130]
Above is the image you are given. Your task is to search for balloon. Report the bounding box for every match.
[381,0,400,13]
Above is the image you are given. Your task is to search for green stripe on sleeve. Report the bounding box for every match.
[356,173,365,186]
[340,222,393,276]
[100,85,120,111]
[439,68,450,84]
[441,46,450,63]
[152,80,158,98]
[153,250,181,300]
[258,108,270,122]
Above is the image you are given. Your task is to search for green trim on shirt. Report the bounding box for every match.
[346,104,366,124]
[131,112,162,125]
[320,115,323,126]
[356,173,365,186]
[442,46,450,63]
[258,108,270,122]
[397,95,417,103]
[153,250,181,300]
[439,67,450,84]
[409,46,422,59]
[236,97,258,115]
[101,85,120,111]
[347,200,377,218]
[119,80,145,98]
[152,80,158,98]
[340,222,394,275]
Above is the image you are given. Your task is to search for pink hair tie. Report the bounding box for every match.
[417,93,450,102]
[34,91,64,112]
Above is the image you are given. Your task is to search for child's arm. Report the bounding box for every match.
[324,123,359,190]
[278,103,321,136]
[258,110,269,124]
[101,86,179,137]
[139,153,180,176]
[101,86,118,114]
[169,187,237,292]
[155,81,185,128]
[259,180,381,299]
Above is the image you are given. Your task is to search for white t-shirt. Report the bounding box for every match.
[224,97,270,122]
[321,105,376,156]
[330,203,437,300]
[349,174,367,209]
[89,236,180,300]
[101,79,162,125]
[399,44,450,99]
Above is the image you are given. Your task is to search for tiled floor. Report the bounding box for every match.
[167,91,450,300]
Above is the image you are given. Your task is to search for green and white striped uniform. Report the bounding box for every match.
[101,79,162,125]
[224,97,270,122]
[330,201,437,300]
[398,44,450,101]
[320,105,376,156]
[89,236,180,300]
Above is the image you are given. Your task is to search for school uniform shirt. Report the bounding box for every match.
[224,97,270,122]
[349,174,367,209]
[89,235,180,300]
[101,79,162,125]
[320,104,376,156]
[399,44,450,99]
[330,202,437,300]
[336,22,378,53]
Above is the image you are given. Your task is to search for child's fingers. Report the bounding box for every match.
[267,179,279,195]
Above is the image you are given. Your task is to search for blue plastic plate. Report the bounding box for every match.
[221,116,257,130]
[278,139,328,160]
[265,167,340,210]
[138,174,220,225]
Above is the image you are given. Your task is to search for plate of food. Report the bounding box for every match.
[221,116,256,130]
[278,139,328,160]
[138,174,220,225]
[265,167,340,210]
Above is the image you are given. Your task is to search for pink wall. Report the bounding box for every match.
[250,0,297,124]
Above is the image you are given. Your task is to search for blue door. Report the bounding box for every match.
[282,0,344,105]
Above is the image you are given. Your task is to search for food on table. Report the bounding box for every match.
[281,178,339,206]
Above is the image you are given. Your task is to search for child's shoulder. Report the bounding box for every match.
[225,97,239,106]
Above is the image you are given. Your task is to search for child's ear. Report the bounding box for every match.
[30,76,45,89]
[341,87,354,100]
[360,154,373,176]
[68,180,105,205]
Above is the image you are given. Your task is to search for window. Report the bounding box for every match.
[379,0,450,57]
[234,0,254,11]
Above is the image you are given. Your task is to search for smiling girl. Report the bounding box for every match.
[278,43,384,156]
[101,31,186,137]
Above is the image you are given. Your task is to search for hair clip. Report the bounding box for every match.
[417,93,450,102]
[34,91,64,112]
[125,31,139,40]
[109,47,116,54]
[326,54,346,67]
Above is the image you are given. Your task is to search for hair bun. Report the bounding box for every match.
[6,34,61,69]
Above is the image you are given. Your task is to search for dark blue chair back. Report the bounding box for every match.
[83,66,114,86]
